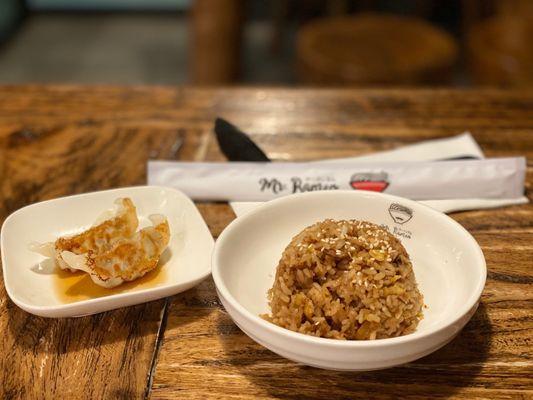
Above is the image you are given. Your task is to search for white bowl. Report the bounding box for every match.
[212,190,486,370]
[1,186,213,317]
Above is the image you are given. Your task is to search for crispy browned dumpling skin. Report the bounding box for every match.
[30,198,139,272]
[55,198,138,258]
[61,215,170,288]
[31,198,171,288]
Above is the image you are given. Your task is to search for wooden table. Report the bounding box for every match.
[0,86,531,399]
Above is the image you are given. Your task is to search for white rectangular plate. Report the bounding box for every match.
[1,186,214,317]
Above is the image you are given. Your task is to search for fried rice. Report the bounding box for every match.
[263,219,424,340]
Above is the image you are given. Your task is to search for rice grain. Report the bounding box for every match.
[262,219,424,340]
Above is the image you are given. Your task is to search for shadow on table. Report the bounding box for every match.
[4,278,213,398]
[218,303,493,399]
[6,264,214,357]
[6,277,217,355]
[6,296,165,353]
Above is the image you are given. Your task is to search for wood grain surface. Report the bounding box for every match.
[0,86,531,399]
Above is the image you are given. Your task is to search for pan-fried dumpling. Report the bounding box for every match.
[60,215,170,288]
[30,198,138,272]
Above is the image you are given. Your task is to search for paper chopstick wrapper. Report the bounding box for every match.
[227,132,528,214]
[148,157,526,202]
[147,132,528,214]
[315,132,485,163]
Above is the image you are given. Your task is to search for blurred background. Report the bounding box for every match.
[0,0,532,87]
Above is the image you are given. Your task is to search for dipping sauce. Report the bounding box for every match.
[53,263,167,303]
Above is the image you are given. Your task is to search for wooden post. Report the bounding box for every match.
[189,0,244,85]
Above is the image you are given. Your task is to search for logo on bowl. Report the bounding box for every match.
[349,171,389,192]
[389,203,413,224]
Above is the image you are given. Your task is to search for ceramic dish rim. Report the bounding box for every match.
[1,185,213,314]
[212,190,486,348]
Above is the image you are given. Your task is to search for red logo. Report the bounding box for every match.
[349,172,389,192]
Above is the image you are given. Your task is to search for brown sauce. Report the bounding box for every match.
[53,264,167,303]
